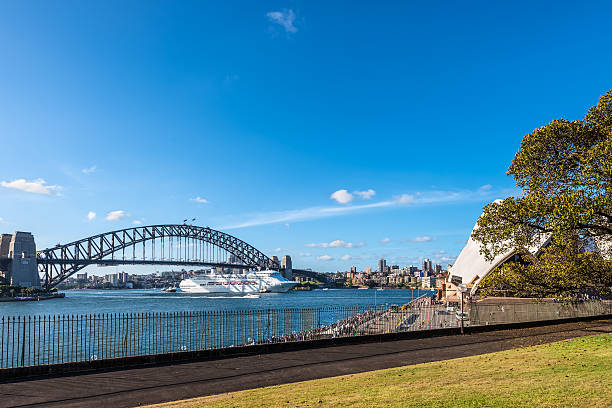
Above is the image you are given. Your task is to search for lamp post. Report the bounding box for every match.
[458,284,468,334]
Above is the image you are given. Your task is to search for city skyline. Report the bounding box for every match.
[1,1,611,272]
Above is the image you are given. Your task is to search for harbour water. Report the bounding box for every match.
[0,288,434,316]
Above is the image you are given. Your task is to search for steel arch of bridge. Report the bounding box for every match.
[36,224,279,289]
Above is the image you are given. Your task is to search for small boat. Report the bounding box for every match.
[322,288,329,291]
[243,294,260,299]
[357,287,369,290]
[162,287,177,293]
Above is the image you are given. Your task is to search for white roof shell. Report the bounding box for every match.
[449,203,550,295]
[448,222,520,295]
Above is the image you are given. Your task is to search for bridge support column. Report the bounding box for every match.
[7,232,40,288]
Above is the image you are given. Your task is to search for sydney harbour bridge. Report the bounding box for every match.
[0,224,322,290]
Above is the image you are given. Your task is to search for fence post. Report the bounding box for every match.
[19,316,25,367]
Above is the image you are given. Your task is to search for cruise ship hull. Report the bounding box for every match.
[179,270,298,295]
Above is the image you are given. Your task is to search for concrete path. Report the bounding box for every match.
[1,319,610,408]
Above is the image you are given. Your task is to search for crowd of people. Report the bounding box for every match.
[260,294,438,344]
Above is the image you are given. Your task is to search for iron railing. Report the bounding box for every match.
[1,299,610,369]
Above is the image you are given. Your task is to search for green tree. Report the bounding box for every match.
[472,90,612,298]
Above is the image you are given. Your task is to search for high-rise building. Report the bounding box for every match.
[118,272,129,283]
[350,266,357,273]
[105,274,118,285]
[422,258,432,273]
[76,273,88,282]
[378,258,386,273]
[364,266,372,273]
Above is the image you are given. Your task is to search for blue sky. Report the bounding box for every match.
[1,1,611,273]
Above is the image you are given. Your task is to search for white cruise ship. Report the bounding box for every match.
[179,269,298,294]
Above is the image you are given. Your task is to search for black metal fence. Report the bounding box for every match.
[1,299,610,369]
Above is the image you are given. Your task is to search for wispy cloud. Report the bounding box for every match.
[221,201,390,229]
[306,240,365,248]
[317,255,333,261]
[405,236,436,242]
[380,237,391,243]
[0,217,4,223]
[222,187,507,229]
[1,178,62,196]
[82,165,96,174]
[87,211,96,221]
[133,220,143,225]
[106,210,129,221]
[266,9,297,33]
[354,189,376,200]
[190,197,208,204]
[340,254,364,261]
[298,252,312,257]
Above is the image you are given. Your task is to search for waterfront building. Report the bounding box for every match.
[421,276,437,289]
[105,273,118,285]
[76,273,88,282]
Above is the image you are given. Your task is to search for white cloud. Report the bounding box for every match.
[380,237,391,243]
[1,178,61,195]
[353,189,376,200]
[479,184,493,191]
[133,220,143,225]
[82,166,96,174]
[266,9,297,33]
[273,247,282,253]
[190,197,208,204]
[105,210,129,221]
[284,223,290,228]
[87,211,96,221]
[298,252,312,257]
[407,236,436,242]
[330,189,353,204]
[306,240,364,248]
[317,255,333,261]
[0,217,4,223]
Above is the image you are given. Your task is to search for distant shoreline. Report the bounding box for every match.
[0,293,65,302]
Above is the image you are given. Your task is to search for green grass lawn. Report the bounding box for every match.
[148,334,612,408]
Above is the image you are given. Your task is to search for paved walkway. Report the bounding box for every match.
[1,319,610,408]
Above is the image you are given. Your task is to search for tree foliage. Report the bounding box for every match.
[472,91,612,298]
